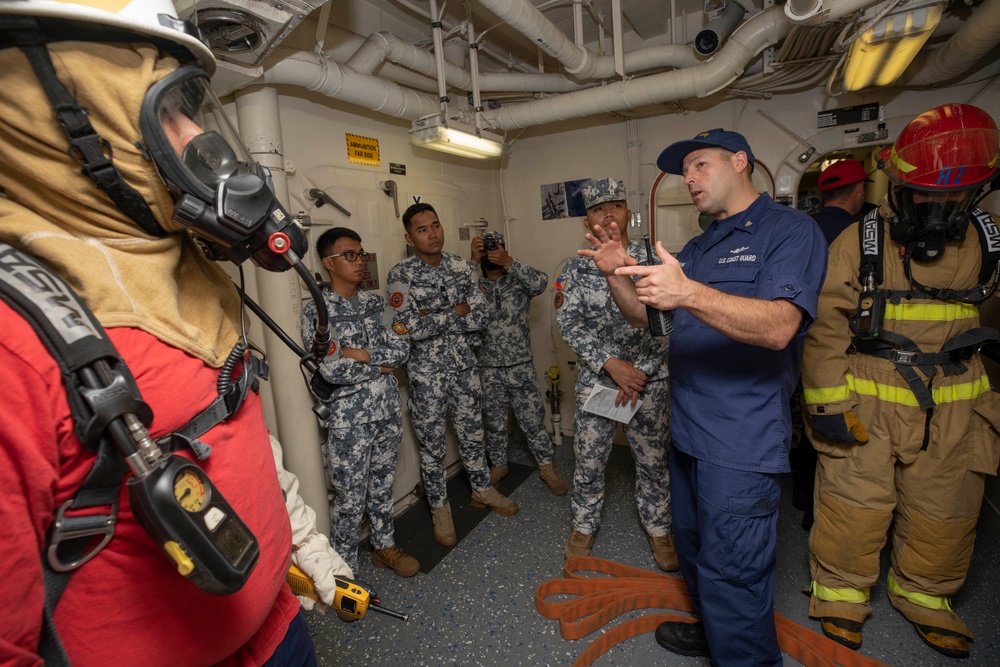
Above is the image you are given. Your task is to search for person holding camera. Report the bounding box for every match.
[471,232,568,495]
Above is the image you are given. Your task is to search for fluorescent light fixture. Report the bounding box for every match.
[842,1,943,92]
[409,114,505,159]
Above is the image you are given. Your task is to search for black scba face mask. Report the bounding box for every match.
[140,65,306,271]
[888,186,978,262]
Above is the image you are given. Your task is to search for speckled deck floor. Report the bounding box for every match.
[305,437,999,666]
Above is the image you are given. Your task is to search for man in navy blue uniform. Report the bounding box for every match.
[814,159,872,245]
[583,129,828,665]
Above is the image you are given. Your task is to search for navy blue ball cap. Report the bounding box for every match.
[656,128,755,175]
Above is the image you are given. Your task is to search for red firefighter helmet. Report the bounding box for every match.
[879,104,1000,192]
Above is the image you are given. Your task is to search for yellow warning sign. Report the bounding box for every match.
[346,133,380,166]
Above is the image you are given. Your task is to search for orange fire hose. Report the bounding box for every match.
[536,557,892,667]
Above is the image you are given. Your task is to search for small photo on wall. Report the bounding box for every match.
[541,178,592,219]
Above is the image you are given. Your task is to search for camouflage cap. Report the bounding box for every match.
[581,178,627,210]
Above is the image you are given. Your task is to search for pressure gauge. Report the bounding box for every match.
[131,454,259,594]
[174,467,208,512]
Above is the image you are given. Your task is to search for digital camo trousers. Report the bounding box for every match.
[407,367,491,506]
[480,362,554,468]
[570,378,671,536]
[326,415,402,571]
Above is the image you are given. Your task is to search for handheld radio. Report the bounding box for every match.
[642,236,673,337]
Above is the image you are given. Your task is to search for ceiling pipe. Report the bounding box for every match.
[483,5,792,129]
[346,31,585,93]
[248,0,970,134]
[784,0,875,25]
[898,0,1000,86]
[475,0,598,77]
[261,48,444,120]
[349,30,704,88]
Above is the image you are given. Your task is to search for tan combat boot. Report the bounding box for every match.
[537,463,567,496]
[565,530,595,560]
[431,503,457,546]
[647,533,680,572]
[372,545,421,577]
[470,487,519,516]
[489,465,509,488]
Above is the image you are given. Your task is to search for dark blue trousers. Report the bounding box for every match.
[669,447,782,667]
[263,611,317,667]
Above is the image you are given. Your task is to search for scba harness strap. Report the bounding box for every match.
[850,209,1000,412]
[0,243,262,664]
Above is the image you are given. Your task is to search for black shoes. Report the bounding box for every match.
[655,620,711,657]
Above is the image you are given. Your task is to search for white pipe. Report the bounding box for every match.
[573,0,583,47]
[468,22,484,132]
[233,86,331,537]
[262,49,443,120]
[475,0,595,76]
[899,0,1000,85]
[345,31,586,93]
[428,0,449,111]
[784,0,875,25]
[253,1,877,131]
[484,5,792,129]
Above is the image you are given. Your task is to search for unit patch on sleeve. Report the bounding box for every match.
[392,322,409,335]
[387,281,408,310]
[553,292,565,309]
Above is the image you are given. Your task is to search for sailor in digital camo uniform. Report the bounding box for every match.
[554,178,676,572]
[471,231,568,495]
[301,227,420,578]
[386,203,518,549]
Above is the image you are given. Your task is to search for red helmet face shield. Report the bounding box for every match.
[882,104,1000,260]
[880,104,1000,192]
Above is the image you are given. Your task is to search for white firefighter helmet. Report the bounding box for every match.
[0,0,215,74]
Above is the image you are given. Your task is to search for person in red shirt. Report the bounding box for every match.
[0,1,349,665]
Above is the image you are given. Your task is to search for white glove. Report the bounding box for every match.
[270,434,353,612]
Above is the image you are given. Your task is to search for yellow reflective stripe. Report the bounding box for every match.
[887,572,952,611]
[849,373,992,407]
[883,302,979,322]
[811,581,869,604]
[805,373,992,409]
[888,145,916,174]
[803,383,851,404]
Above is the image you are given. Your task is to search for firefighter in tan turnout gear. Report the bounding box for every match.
[801,103,1000,660]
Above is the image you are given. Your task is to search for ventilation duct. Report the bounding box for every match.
[185,0,327,67]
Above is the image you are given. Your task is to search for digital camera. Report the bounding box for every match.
[481,231,504,251]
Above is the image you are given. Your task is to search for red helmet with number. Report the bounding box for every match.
[880,104,999,261]
[879,104,1000,192]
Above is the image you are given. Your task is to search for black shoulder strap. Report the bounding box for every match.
[857,207,884,289]
[0,16,166,238]
[0,243,155,666]
[969,208,1000,287]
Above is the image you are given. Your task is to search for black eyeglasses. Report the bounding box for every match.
[323,250,366,262]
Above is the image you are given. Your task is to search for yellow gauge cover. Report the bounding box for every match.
[174,468,208,512]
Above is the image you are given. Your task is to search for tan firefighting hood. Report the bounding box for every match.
[0,41,242,367]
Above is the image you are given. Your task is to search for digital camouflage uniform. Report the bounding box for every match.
[555,239,671,537]
[387,252,492,507]
[301,287,409,571]
[477,258,554,468]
